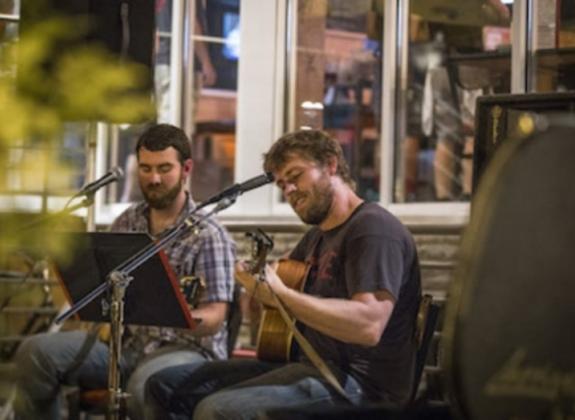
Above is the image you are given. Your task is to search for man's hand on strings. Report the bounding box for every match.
[234,261,278,307]
[263,262,289,296]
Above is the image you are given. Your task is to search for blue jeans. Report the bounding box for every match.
[14,331,206,420]
[146,359,364,420]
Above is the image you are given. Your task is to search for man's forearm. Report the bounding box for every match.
[276,288,393,347]
[190,302,228,336]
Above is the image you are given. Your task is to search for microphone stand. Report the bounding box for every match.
[55,194,238,420]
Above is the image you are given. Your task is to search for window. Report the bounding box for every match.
[286,0,383,202]
[106,0,241,215]
[396,0,513,203]
[1,1,89,213]
[3,0,553,227]
[532,0,575,92]
[189,0,240,203]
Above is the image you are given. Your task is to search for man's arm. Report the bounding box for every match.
[275,285,394,347]
[236,263,395,347]
[190,301,229,336]
[189,225,236,337]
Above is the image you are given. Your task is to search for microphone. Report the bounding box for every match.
[76,167,124,197]
[200,172,275,208]
[237,172,275,193]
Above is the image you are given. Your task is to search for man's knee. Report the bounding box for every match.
[16,334,41,358]
[15,334,48,375]
[144,373,168,409]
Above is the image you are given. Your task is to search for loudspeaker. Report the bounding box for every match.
[19,0,155,122]
[444,114,575,420]
[472,92,575,194]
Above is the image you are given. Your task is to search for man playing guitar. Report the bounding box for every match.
[146,129,422,418]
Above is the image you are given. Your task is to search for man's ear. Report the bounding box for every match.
[183,158,193,178]
[327,156,338,175]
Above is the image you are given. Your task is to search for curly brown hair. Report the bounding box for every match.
[263,130,355,189]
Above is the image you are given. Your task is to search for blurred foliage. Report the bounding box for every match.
[0,14,154,263]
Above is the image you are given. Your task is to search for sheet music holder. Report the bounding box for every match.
[51,232,197,329]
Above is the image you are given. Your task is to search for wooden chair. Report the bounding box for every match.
[410,293,441,403]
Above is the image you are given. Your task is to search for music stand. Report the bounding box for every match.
[51,232,197,329]
[50,232,198,419]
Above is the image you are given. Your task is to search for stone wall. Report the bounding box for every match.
[230,226,462,300]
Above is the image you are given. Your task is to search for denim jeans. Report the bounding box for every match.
[146,359,364,420]
[13,330,206,420]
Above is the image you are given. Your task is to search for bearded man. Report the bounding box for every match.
[14,124,236,420]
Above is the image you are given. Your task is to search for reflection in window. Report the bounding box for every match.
[289,0,383,202]
[397,0,513,203]
[534,0,575,92]
[189,0,239,203]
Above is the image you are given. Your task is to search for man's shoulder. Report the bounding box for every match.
[354,202,396,225]
[192,213,234,244]
[112,202,147,229]
[351,202,411,239]
[118,201,146,216]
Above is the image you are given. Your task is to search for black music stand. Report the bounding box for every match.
[51,232,197,329]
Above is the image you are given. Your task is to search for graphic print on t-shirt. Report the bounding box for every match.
[317,250,337,283]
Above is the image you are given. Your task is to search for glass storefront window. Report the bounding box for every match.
[1,1,87,210]
[396,0,513,203]
[188,0,239,203]
[289,0,383,202]
[533,0,575,92]
[2,123,87,210]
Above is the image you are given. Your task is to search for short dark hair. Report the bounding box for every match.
[136,124,191,164]
[263,129,355,188]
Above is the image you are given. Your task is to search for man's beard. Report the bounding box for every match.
[142,178,183,209]
[292,175,333,225]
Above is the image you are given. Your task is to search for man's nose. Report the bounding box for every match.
[283,182,297,196]
[150,172,162,184]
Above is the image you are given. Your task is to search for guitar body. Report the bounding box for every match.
[256,259,309,362]
[256,309,295,362]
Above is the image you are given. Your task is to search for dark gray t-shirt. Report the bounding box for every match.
[290,202,421,404]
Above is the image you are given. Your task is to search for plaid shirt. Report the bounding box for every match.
[110,193,236,361]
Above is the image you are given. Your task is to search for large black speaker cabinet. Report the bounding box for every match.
[444,113,575,420]
[19,0,155,122]
[472,92,575,194]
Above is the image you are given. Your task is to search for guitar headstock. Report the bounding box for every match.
[245,228,274,276]
[180,275,205,308]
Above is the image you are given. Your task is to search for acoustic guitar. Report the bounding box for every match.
[240,229,309,363]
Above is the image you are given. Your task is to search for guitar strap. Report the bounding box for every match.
[265,285,354,404]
